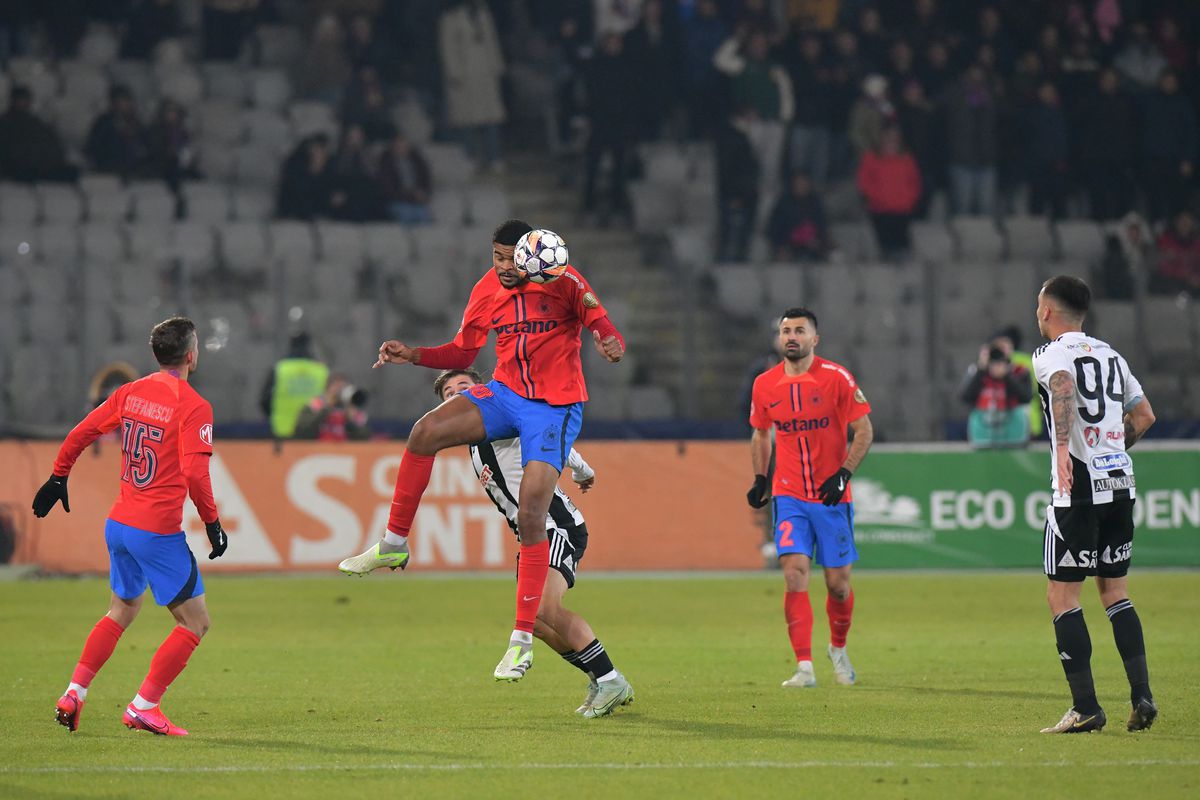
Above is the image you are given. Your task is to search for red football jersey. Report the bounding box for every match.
[749,358,872,503]
[53,373,216,534]
[454,266,608,405]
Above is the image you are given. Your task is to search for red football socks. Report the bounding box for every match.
[71,615,125,687]
[828,591,855,648]
[514,541,550,634]
[137,626,201,705]
[387,452,436,536]
[784,590,813,661]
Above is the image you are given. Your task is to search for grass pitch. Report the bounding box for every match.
[1,572,1197,799]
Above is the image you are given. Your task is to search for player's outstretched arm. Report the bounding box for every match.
[1123,397,1156,450]
[373,339,418,368]
[33,394,123,516]
[374,339,482,371]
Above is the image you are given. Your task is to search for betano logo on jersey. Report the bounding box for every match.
[492,320,560,335]
[774,416,830,433]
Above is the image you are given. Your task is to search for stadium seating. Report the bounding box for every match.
[1003,216,1056,262]
[182,181,232,223]
[910,221,954,262]
[201,61,249,105]
[0,183,39,225]
[952,216,1005,262]
[80,175,130,223]
[1054,220,1106,265]
[37,183,84,223]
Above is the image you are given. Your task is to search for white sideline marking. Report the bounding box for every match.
[3,759,1198,775]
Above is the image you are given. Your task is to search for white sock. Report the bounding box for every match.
[596,670,618,683]
[67,682,87,700]
[131,694,156,710]
[509,630,533,646]
[383,530,407,547]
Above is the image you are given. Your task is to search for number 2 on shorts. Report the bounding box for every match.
[777,519,795,548]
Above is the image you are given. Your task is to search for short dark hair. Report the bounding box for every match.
[433,368,483,398]
[779,307,818,330]
[1041,276,1090,319]
[492,219,533,247]
[149,317,197,366]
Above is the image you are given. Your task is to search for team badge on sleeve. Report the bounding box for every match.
[854,388,867,404]
[199,424,214,446]
[583,292,600,308]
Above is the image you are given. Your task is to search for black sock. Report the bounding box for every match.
[1053,607,1100,714]
[577,639,615,680]
[1106,599,1152,704]
[559,649,594,678]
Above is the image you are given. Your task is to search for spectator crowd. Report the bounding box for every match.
[1,1,1198,293]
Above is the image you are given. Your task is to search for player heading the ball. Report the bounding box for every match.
[338,219,625,683]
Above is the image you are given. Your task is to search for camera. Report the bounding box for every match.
[340,384,369,408]
[988,346,1009,364]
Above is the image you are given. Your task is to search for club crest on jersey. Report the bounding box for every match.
[469,384,494,399]
[854,388,867,404]
[1091,452,1131,471]
[1084,426,1101,447]
[583,292,600,308]
[199,423,213,446]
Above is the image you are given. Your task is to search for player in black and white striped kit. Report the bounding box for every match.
[433,368,634,718]
[1032,276,1158,735]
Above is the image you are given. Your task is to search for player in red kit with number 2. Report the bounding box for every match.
[33,317,227,737]
[339,219,625,682]
[747,308,874,689]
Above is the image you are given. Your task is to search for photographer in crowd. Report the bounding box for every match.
[960,333,1032,449]
[294,373,371,441]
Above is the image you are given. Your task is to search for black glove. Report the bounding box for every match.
[746,474,770,509]
[205,520,228,560]
[32,475,70,517]
[817,467,853,506]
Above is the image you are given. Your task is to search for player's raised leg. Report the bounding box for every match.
[1041,579,1106,733]
[55,594,141,732]
[339,395,487,575]
[824,565,857,685]
[780,552,817,688]
[124,594,209,737]
[1098,576,1157,731]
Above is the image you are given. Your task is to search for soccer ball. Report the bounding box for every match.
[513,229,569,284]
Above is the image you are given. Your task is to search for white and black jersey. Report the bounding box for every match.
[469,437,590,586]
[1033,332,1144,507]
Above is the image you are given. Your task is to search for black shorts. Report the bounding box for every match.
[1043,499,1135,582]
[516,522,588,588]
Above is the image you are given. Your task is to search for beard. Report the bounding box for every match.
[783,345,811,361]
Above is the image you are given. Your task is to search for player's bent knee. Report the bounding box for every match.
[406,417,442,455]
[516,521,549,545]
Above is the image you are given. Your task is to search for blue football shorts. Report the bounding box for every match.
[772,496,858,568]
[462,380,583,472]
[105,519,204,606]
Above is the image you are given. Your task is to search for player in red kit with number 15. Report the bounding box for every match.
[747,308,874,689]
[33,317,227,737]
